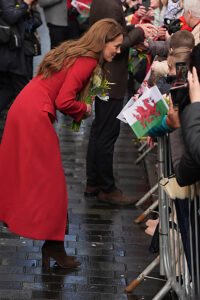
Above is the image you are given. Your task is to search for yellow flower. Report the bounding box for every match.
[93,74,102,88]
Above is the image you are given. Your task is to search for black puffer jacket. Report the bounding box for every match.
[181,102,200,167]
[0,0,29,75]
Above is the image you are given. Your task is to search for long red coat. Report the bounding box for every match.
[0,57,97,241]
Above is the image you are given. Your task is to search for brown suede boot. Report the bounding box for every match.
[98,188,137,205]
[84,185,100,197]
[42,241,82,269]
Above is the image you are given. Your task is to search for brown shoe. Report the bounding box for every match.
[84,185,100,197]
[98,188,137,205]
[42,241,81,269]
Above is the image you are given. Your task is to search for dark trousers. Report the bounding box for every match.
[0,71,29,113]
[86,97,123,193]
[175,198,200,279]
[48,19,80,49]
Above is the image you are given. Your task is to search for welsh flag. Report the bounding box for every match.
[123,86,168,138]
[117,69,152,124]
[71,0,92,17]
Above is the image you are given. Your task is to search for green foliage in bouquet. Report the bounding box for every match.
[70,66,115,132]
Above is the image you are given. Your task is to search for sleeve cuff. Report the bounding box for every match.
[136,27,145,38]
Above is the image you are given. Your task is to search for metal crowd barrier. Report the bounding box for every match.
[126,136,200,299]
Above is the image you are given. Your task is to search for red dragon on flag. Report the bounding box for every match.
[132,97,161,129]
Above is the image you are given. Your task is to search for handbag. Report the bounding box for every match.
[23,30,41,56]
[0,15,22,49]
[0,16,11,44]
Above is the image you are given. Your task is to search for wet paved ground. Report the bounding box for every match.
[0,111,171,300]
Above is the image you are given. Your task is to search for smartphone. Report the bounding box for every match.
[142,0,150,10]
[170,84,190,111]
[176,62,188,83]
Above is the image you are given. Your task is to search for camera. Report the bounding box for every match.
[163,18,182,35]
[170,84,190,112]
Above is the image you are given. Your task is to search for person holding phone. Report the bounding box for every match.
[180,45,200,168]
[167,44,200,186]
[131,0,154,25]
[167,45,200,277]
[147,33,194,145]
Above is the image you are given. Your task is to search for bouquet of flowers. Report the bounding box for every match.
[70,65,115,132]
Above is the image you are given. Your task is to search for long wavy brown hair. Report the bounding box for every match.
[36,18,123,79]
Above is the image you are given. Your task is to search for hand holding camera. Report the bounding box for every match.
[163,18,182,35]
[136,5,146,18]
[158,26,169,41]
[146,7,154,19]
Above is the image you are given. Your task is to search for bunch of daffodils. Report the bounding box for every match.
[71,66,115,132]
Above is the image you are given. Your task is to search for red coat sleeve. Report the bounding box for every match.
[55,57,98,122]
[131,12,141,25]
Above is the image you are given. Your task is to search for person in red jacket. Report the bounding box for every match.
[0,18,123,269]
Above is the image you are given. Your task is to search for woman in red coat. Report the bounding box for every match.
[0,18,123,269]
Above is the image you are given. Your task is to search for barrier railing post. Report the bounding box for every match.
[127,135,200,299]
[158,136,166,277]
[134,199,158,224]
[135,183,158,207]
[125,256,160,293]
[135,144,157,165]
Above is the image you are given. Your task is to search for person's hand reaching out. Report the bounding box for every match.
[166,97,181,129]
[136,23,158,39]
[187,67,200,103]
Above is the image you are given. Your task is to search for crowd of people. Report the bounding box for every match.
[0,0,200,276]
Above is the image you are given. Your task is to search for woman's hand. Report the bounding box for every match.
[166,97,181,129]
[146,7,154,18]
[31,0,40,8]
[158,26,167,40]
[133,93,140,101]
[82,104,92,119]
[24,0,37,11]
[147,136,155,148]
[136,6,146,18]
[187,67,200,103]
[24,0,36,5]
[136,23,158,39]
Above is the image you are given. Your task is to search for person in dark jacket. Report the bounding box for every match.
[166,45,200,276]
[167,44,200,187]
[181,44,200,168]
[0,0,37,113]
[24,5,42,79]
[85,0,157,205]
